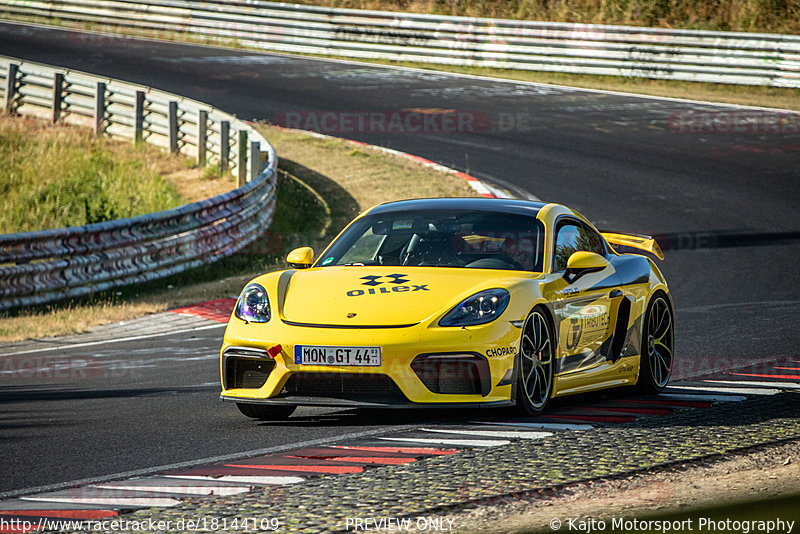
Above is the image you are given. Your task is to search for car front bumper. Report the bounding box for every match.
[219,317,520,407]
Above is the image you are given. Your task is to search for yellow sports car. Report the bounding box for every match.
[221,198,673,420]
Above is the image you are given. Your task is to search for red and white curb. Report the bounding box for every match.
[673,358,800,395]
[171,298,237,323]
[0,445,464,533]
[2,378,797,533]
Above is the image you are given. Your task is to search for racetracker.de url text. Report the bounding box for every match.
[0,517,281,532]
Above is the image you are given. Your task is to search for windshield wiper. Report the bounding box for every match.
[342,260,383,266]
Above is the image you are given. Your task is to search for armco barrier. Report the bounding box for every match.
[0,1,799,87]
[0,56,278,311]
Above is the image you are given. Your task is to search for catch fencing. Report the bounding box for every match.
[0,0,798,86]
[0,55,277,311]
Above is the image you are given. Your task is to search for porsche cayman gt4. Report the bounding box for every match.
[221,198,673,420]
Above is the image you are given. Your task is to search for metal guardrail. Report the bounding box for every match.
[0,55,278,311]
[1,0,799,87]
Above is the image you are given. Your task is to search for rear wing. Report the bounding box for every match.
[600,232,664,260]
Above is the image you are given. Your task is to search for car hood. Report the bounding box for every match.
[279,267,516,327]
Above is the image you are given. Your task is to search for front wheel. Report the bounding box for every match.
[638,293,674,393]
[516,307,555,415]
[236,403,296,421]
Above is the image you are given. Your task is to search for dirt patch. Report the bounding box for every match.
[0,299,168,341]
[162,167,235,203]
[436,440,800,533]
[260,125,478,213]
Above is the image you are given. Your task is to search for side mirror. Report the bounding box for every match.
[564,251,608,283]
[287,247,315,269]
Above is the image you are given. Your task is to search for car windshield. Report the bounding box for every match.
[317,209,545,272]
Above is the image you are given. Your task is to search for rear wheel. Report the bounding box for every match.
[236,403,296,420]
[638,293,674,393]
[516,307,555,415]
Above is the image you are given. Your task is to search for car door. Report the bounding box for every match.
[546,218,622,383]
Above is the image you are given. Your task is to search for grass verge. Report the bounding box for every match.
[287,0,800,34]
[0,115,190,233]
[0,125,478,342]
[2,15,799,111]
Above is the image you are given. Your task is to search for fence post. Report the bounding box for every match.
[168,101,179,154]
[94,81,106,135]
[197,109,208,166]
[134,90,145,143]
[4,63,19,115]
[238,130,248,186]
[219,120,230,173]
[249,141,260,182]
[52,72,64,124]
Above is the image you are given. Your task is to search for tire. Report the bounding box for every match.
[516,307,555,415]
[236,403,296,421]
[638,292,674,393]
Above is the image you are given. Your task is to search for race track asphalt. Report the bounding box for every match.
[0,21,798,495]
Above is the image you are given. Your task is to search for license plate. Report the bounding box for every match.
[294,345,381,366]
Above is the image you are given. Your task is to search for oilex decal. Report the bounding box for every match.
[346,274,429,297]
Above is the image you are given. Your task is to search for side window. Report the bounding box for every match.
[553,220,605,272]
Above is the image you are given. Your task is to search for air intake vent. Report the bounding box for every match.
[223,347,275,389]
[411,353,490,396]
[282,373,407,403]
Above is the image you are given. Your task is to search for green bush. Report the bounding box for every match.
[0,118,184,234]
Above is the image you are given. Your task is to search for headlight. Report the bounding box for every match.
[439,289,510,327]
[235,283,271,323]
